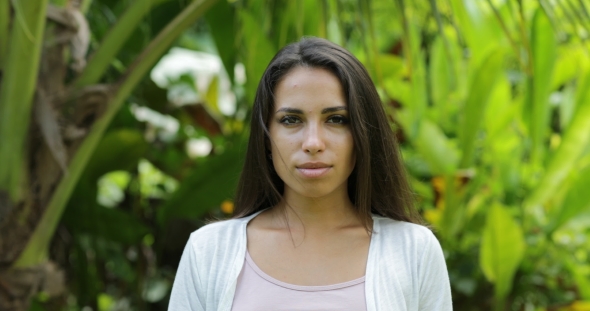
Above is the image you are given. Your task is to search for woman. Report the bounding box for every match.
[169,37,452,311]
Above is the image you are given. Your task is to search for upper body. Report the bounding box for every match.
[169,37,452,311]
[168,211,452,311]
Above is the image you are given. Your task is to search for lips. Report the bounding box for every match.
[296,162,332,178]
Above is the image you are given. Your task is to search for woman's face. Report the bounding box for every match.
[268,66,355,199]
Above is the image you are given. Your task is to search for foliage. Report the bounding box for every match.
[1,0,590,310]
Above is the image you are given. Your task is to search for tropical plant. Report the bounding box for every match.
[1,0,590,310]
[0,0,225,309]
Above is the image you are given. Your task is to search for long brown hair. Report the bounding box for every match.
[233,37,422,230]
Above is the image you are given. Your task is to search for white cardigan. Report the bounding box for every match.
[168,212,453,311]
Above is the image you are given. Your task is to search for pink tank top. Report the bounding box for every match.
[231,252,367,311]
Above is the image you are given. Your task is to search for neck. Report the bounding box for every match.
[271,187,362,234]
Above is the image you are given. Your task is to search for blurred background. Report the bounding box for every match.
[0,0,589,310]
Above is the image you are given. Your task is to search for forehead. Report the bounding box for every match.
[274,67,346,111]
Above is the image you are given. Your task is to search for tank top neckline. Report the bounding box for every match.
[244,251,366,292]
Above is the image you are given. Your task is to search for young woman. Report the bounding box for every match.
[169,37,452,311]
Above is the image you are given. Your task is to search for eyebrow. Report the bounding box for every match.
[275,106,348,114]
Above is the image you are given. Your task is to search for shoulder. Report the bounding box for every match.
[374,216,436,244]
[372,216,442,263]
[186,217,248,252]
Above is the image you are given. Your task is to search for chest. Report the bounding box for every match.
[247,228,371,286]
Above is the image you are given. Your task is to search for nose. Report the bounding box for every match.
[302,123,325,154]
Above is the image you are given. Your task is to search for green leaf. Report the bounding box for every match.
[480,203,525,303]
[398,110,459,176]
[525,69,590,215]
[0,0,9,70]
[85,129,148,181]
[378,54,405,81]
[64,192,151,245]
[551,46,586,89]
[407,23,427,140]
[448,0,498,66]
[547,164,590,232]
[484,77,513,142]
[565,258,590,300]
[383,78,411,106]
[303,0,323,38]
[240,9,276,105]
[524,8,557,164]
[157,143,245,225]
[205,0,236,82]
[429,37,453,110]
[459,49,504,168]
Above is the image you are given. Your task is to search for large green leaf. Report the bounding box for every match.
[484,77,513,142]
[157,144,245,225]
[525,69,590,215]
[551,46,587,90]
[459,49,504,168]
[302,0,323,38]
[546,164,590,233]
[524,8,557,164]
[429,37,455,115]
[565,258,590,300]
[63,183,151,245]
[406,22,427,140]
[62,129,149,244]
[205,0,236,82]
[85,129,149,181]
[0,0,8,69]
[240,9,276,105]
[480,203,526,303]
[398,110,460,176]
[448,0,499,67]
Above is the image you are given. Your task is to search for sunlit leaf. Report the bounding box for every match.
[459,48,504,168]
[547,164,590,232]
[480,203,525,302]
[526,69,590,215]
[524,8,557,164]
[398,110,460,176]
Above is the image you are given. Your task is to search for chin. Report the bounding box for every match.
[293,185,342,199]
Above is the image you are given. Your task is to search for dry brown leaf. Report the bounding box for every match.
[34,88,68,174]
[68,7,89,72]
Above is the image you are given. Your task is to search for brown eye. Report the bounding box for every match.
[327,115,349,124]
[279,115,301,125]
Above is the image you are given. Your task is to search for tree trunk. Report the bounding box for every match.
[0,4,103,309]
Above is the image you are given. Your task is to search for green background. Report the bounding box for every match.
[0,0,589,310]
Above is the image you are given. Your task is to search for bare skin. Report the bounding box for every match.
[246,67,371,286]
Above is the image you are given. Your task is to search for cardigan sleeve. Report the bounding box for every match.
[168,233,206,311]
[417,230,453,311]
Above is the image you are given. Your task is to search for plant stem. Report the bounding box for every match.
[0,0,9,70]
[13,0,219,268]
[73,0,171,87]
[0,0,48,202]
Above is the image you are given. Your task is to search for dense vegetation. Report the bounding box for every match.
[0,0,589,310]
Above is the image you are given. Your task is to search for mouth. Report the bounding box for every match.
[296,162,332,178]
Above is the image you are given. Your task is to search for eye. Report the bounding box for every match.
[327,115,349,124]
[279,115,301,125]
